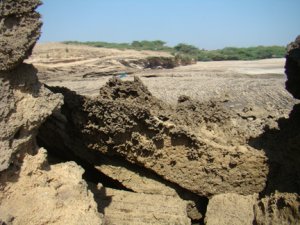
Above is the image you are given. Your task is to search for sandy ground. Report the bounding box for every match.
[27,43,297,116]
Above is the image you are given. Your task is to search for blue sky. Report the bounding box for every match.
[38,0,300,50]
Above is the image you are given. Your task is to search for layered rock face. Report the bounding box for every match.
[0,1,103,224]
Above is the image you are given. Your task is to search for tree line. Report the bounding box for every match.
[64,40,286,61]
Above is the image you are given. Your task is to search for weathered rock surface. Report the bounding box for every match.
[205,192,300,225]
[0,0,42,71]
[254,192,300,225]
[249,103,300,195]
[39,77,268,197]
[95,159,178,197]
[0,148,103,225]
[92,184,191,225]
[0,63,63,172]
[205,193,258,225]
[2,1,299,223]
[285,35,300,99]
[0,1,103,225]
[93,155,204,221]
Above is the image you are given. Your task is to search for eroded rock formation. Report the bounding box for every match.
[1,1,300,224]
[0,63,62,172]
[205,193,258,225]
[0,0,62,172]
[92,184,191,225]
[38,77,268,198]
[0,1,103,224]
[205,192,300,225]
[0,0,42,71]
[254,192,300,225]
[0,149,102,225]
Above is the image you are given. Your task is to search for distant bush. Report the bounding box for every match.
[131,40,172,51]
[196,46,286,61]
[63,41,286,61]
[63,40,172,51]
[173,43,199,55]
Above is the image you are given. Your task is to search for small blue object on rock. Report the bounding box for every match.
[118,72,128,79]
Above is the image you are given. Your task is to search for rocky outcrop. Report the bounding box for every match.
[0,0,42,71]
[205,192,300,225]
[285,35,300,99]
[205,193,258,225]
[38,77,268,198]
[2,1,299,224]
[0,63,63,172]
[0,0,62,172]
[254,192,300,225]
[0,1,103,224]
[0,149,103,225]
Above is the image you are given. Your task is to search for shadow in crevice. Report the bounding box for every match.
[86,182,112,216]
[248,104,300,196]
[37,134,130,191]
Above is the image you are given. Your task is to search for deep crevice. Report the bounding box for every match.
[37,136,130,191]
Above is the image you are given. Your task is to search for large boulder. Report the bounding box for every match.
[38,77,268,197]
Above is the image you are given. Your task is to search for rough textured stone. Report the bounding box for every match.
[0,64,63,172]
[0,0,42,71]
[249,103,300,195]
[0,0,42,16]
[95,160,178,197]
[205,193,258,225]
[0,2,103,224]
[92,184,191,225]
[39,78,268,197]
[254,192,300,225]
[94,156,204,221]
[0,148,103,225]
[285,35,300,99]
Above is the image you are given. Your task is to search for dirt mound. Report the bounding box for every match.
[285,35,300,99]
